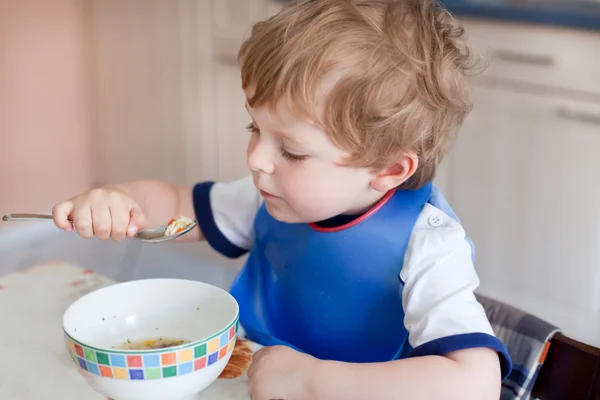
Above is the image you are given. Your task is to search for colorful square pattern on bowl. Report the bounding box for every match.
[64,318,238,380]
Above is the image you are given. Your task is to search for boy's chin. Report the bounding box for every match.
[264,202,308,224]
[265,203,294,223]
[265,202,340,226]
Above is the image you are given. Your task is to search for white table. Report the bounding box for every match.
[0,262,252,400]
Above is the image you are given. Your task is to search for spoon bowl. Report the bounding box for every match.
[134,221,198,243]
[1,213,197,243]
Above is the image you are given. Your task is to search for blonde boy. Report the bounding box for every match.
[53,0,511,398]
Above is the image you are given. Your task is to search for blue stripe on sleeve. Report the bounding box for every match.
[408,332,513,380]
[192,181,248,259]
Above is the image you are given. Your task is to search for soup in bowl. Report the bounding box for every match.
[62,278,239,400]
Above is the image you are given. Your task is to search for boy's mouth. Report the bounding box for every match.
[259,189,278,199]
[253,175,279,199]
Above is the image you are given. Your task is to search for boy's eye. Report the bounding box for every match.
[281,146,308,162]
[245,123,259,134]
[245,122,307,162]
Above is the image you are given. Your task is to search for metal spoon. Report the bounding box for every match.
[1,213,197,243]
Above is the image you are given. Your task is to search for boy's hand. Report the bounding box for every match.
[52,187,147,241]
[248,345,317,400]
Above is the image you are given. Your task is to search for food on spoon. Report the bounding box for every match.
[116,337,189,350]
[164,216,195,236]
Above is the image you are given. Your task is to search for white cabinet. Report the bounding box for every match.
[464,19,600,95]
[87,0,201,186]
[443,19,600,346]
[214,61,252,182]
[213,0,269,46]
[87,0,282,187]
[211,0,283,182]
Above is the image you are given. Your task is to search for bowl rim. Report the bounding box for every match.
[62,278,239,354]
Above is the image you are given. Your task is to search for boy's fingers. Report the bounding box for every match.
[109,202,129,241]
[127,203,146,236]
[73,206,93,239]
[52,201,74,231]
[92,207,112,240]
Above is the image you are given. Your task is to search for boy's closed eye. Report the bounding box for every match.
[245,122,309,162]
[245,122,259,135]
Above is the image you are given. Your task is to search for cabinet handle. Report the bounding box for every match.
[216,53,239,67]
[556,107,600,125]
[494,50,555,67]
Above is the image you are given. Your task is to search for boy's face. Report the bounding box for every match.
[245,96,386,224]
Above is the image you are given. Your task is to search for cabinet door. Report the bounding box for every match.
[212,0,270,61]
[89,0,208,185]
[462,19,600,95]
[214,60,252,182]
[451,85,600,346]
[266,1,284,16]
[212,1,284,182]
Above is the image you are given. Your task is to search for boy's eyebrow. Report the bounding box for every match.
[244,102,304,145]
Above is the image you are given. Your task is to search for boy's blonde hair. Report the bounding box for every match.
[239,0,476,189]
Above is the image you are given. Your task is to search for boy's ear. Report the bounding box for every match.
[370,151,418,192]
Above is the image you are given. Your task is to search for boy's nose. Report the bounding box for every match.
[247,138,275,175]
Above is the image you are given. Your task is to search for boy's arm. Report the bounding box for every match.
[311,347,500,400]
[110,176,262,247]
[108,181,202,242]
[189,176,263,253]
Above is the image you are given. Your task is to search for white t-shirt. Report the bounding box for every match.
[192,175,511,376]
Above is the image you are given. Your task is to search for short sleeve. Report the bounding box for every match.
[193,175,263,258]
[400,204,512,379]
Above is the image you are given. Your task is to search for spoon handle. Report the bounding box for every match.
[2,213,54,222]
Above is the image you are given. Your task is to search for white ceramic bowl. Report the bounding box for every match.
[62,279,239,400]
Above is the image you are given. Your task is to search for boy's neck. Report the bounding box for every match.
[314,189,390,229]
[342,189,388,216]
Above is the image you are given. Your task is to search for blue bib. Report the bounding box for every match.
[229,182,468,362]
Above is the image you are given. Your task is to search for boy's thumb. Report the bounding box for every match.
[52,201,74,231]
[128,204,147,236]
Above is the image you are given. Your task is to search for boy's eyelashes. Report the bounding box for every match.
[245,122,259,134]
[245,122,308,163]
[280,148,307,162]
